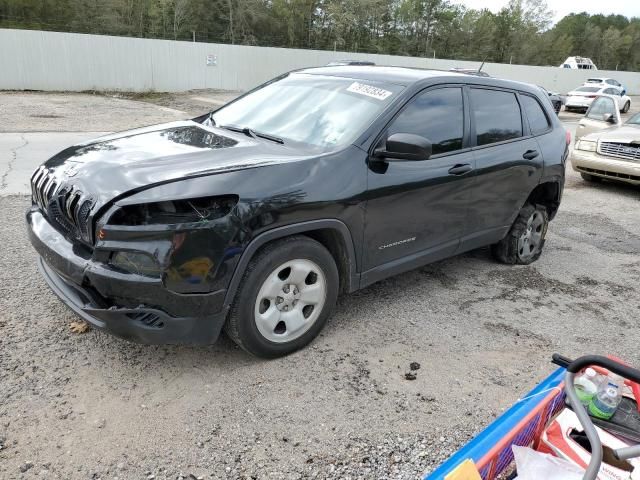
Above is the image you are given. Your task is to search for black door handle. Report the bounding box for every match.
[523,149,539,160]
[448,163,473,175]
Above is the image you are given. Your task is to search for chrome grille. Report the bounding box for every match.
[77,198,93,239]
[598,142,640,162]
[31,167,58,211]
[30,167,94,243]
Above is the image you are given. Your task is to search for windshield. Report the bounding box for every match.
[625,113,640,125]
[575,86,600,93]
[586,78,603,83]
[211,74,403,149]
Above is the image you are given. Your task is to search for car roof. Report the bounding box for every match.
[449,68,490,77]
[327,60,376,66]
[294,65,537,92]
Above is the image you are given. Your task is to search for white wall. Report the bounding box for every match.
[1,28,639,94]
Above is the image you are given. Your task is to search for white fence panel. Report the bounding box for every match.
[1,28,639,94]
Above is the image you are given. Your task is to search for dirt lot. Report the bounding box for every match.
[0,91,639,480]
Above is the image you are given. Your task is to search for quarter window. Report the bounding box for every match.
[387,87,464,155]
[521,95,550,135]
[470,89,523,146]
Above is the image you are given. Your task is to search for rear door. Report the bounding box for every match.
[463,87,543,250]
[576,95,622,140]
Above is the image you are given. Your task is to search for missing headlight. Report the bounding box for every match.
[109,195,238,226]
[110,251,163,277]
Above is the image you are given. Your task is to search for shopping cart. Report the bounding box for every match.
[425,354,640,480]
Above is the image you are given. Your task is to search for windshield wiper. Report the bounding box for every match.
[220,124,284,144]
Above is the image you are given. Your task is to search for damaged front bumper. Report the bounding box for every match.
[27,209,228,344]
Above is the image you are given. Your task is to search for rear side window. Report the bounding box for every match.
[387,87,464,155]
[521,95,550,135]
[470,88,522,146]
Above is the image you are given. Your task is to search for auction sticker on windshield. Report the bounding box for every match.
[347,82,393,101]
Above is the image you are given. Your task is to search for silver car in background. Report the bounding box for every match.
[572,94,640,186]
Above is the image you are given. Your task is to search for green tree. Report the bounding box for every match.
[1,0,640,70]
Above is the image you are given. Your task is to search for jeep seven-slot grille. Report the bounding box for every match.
[30,167,94,243]
[599,142,640,162]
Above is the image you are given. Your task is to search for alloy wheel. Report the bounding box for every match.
[517,210,545,260]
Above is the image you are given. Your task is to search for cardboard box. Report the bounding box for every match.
[539,409,639,480]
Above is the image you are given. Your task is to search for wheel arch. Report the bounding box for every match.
[223,220,360,310]
[526,181,562,220]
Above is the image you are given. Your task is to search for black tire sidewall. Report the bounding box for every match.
[228,238,339,358]
[492,203,549,265]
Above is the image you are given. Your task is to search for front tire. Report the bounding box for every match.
[491,203,549,265]
[224,236,339,358]
[622,101,631,113]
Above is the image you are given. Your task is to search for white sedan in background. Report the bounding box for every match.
[583,77,626,94]
[565,86,631,113]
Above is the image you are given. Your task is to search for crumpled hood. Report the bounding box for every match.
[37,120,307,210]
[582,124,640,143]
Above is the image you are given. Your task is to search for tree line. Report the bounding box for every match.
[1,0,639,71]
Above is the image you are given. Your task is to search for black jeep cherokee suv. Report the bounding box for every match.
[27,66,569,357]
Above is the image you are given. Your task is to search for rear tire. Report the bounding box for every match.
[581,172,602,183]
[224,236,339,358]
[491,203,549,265]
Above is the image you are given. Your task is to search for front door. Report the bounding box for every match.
[363,86,475,276]
[576,95,622,140]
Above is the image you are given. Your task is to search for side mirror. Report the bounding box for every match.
[374,133,432,161]
[603,113,617,124]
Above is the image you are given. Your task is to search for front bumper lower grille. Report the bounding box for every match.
[577,166,640,182]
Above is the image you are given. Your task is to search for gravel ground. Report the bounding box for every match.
[0,92,187,132]
[0,91,639,480]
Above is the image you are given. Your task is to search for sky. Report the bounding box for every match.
[452,0,640,23]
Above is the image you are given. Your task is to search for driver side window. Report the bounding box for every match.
[387,87,464,156]
[586,96,616,120]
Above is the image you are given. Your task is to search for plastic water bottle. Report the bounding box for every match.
[574,368,600,406]
[588,376,622,420]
